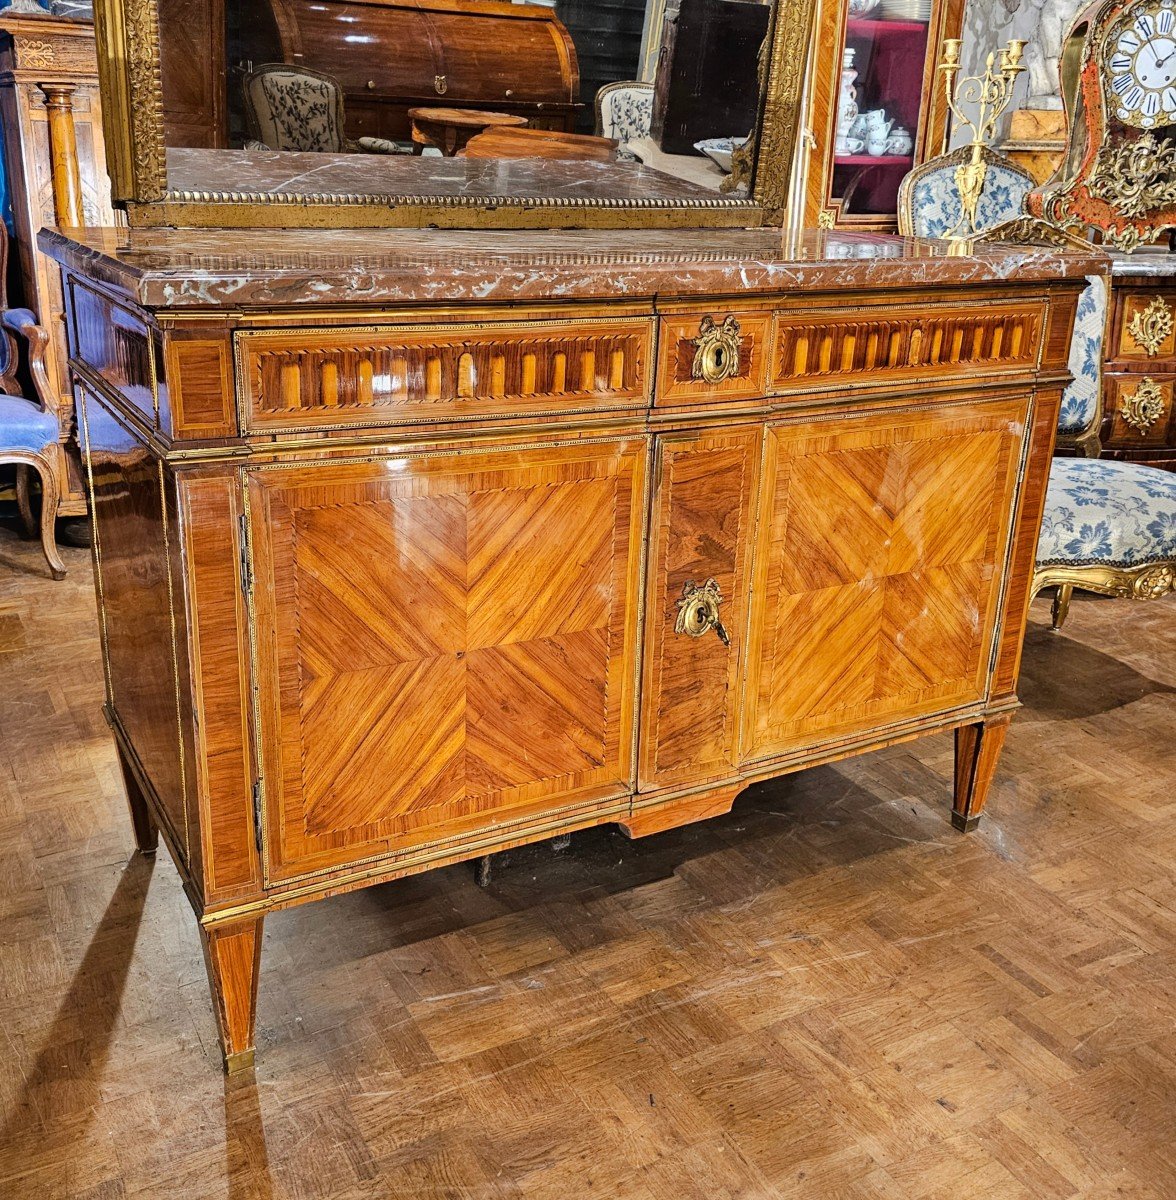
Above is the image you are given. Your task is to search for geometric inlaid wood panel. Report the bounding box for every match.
[770,300,1045,393]
[640,429,758,788]
[237,318,653,432]
[245,438,647,882]
[742,398,1029,762]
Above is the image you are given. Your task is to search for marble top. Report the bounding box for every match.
[1110,249,1176,279]
[164,147,736,208]
[38,225,1107,310]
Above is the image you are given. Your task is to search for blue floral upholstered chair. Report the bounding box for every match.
[594,82,654,157]
[0,293,66,580]
[898,148,1174,630]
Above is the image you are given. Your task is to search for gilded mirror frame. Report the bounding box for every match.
[93,0,813,229]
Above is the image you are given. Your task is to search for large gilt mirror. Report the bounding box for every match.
[93,0,811,227]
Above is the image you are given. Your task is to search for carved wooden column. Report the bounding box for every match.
[39,82,84,227]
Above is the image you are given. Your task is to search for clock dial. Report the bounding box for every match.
[1107,0,1176,126]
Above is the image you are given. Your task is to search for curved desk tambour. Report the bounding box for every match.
[255,0,580,142]
[40,224,1101,1071]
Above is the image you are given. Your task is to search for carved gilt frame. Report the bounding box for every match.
[92,0,815,229]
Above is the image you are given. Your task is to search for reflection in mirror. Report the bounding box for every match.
[155,0,772,195]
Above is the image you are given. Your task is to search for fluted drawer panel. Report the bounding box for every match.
[769,300,1047,394]
[237,317,654,431]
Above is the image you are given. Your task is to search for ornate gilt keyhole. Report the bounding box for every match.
[690,315,742,386]
[674,579,730,647]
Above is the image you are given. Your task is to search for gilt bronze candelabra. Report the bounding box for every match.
[938,38,1028,241]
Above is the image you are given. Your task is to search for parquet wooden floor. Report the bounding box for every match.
[1,514,1175,1200]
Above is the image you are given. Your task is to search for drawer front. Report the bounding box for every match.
[654,310,772,406]
[769,299,1047,395]
[1103,374,1175,448]
[1115,292,1176,363]
[237,316,654,432]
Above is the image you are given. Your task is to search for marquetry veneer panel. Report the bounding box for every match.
[246,438,647,883]
[769,300,1046,393]
[237,318,654,431]
[743,397,1029,761]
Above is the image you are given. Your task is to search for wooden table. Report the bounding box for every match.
[408,107,527,157]
[460,126,618,162]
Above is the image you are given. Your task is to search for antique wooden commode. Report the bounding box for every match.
[46,0,1104,1070]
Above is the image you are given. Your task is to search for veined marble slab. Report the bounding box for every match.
[39,225,1107,309]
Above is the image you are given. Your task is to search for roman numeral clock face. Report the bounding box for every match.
[1108,0,1176,127]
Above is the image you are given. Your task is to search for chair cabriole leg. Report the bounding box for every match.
[1050,583,1073,631]
[31,457,65,579]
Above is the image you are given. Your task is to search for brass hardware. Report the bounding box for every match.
[1087,134,1176,239]
[434,74,448,95]
[1127,297,1174,358]
[674,579,730,647]
[1118,377,1167,432]
[690,315,742,385]
[817,209,836,229]
[937,38,1027,241]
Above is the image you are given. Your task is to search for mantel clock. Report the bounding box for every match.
[1030,0,1176,250]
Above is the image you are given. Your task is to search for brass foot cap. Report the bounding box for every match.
[223,1048,256,1074]
[951,812,981,833]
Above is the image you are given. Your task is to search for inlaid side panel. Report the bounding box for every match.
[247,438,647,882]
[769,300,1046,394]
[640,429,758,789]
[180,474,261,902]
[68,278,160,429]
[238,318,654,432]
[743,397,1028,761]
[77,387,194,866]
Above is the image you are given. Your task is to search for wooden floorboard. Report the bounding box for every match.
[1,516,1175,1199]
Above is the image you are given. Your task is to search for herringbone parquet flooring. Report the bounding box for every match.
[1,515,1175,1199]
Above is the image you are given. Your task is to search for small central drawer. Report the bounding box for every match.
[236,316,654,432]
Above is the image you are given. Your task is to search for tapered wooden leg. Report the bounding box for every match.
[1050,584,1073,631]
[115,743,158,855]
[952,715,1011,832]
[200,917,264,1074]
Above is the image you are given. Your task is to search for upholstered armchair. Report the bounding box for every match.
[594,81,654,158]
[0,251,66,579]
[242,65,406,155]
[898,148,1174,629]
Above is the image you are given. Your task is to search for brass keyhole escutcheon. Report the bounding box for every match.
[690,314,742,385]
[674,578,731,647]
[434,74,448,95]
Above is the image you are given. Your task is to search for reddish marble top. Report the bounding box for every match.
[39,225,1107,310]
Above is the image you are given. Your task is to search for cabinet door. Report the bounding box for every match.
[640,429,759,789]
[743,398,1028,762]
[246,438,647,882]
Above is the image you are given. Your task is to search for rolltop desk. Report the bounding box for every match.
[41,223,1100,1071]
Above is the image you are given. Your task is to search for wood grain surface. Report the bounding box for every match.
[2,522,1174,1197]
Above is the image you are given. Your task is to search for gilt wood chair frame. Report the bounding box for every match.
[91,0,815,229]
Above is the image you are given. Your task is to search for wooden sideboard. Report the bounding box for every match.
[42,225,1096,1071]
[1098,254,1176,471]
[0,14,119,518]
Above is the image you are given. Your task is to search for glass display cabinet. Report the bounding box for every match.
[797,0,964,230]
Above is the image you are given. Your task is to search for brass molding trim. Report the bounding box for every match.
[1118,377,1167,432]
[1127,297,1174,358]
